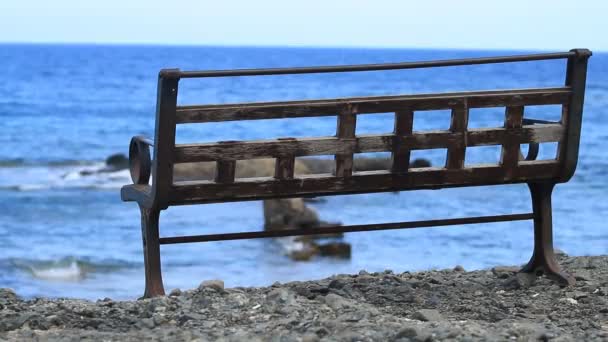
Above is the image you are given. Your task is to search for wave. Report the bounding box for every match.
[0,158,98,168]
[5,256,133,282]
[0,162,132,192]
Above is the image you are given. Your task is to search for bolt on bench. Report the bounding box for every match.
[122,49,591,298]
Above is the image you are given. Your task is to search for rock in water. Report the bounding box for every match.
[263,198,322,231]
[317,242,351,258]
[105,153,129,171]
[410,158,431,168]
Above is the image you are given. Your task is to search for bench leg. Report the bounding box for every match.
[139,206,165,297]
[520,182,574,286]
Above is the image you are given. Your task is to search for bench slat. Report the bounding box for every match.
[173,124,564,163]
[334,105,357,178]
[391,109,414,173]
[274,156,295,180]
[169,161,560,204]
[446,101,469,169]
[500,106,525,174]
[175,88,570,123]
[215,160,236,183]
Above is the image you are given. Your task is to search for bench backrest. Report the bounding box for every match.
[149,50,590,209]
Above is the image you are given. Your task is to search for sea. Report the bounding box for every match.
[0,44,607,300]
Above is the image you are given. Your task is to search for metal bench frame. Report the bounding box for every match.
[122,49,591,298]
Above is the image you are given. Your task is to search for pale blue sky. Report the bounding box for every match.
[1,0,606,51]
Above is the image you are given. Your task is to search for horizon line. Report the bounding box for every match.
[0,41,602,53]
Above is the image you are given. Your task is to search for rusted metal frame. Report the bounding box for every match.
[446,100,469,169]
[517,51,589,288]
[149,69,180,210]
[175,87,571,124]
[158,213,534,245]
[172,125,564,163]
[520,181,574,285]
[500,106,524,175]
[334,105,357,177]
[135,69,180,298]
[139,207,165,297]
[560,49,591,182]
[168,162,561,204]
[391,109,414,173]
[177,51,575,78]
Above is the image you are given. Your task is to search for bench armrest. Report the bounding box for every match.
[129,136,153,184]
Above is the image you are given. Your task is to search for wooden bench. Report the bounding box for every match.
[122,49,591,298]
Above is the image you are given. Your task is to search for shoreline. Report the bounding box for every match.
[2,252,608,341]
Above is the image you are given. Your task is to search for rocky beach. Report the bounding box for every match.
[1,252,607,341]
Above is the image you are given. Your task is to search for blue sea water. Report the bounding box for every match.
[0,44,607,300]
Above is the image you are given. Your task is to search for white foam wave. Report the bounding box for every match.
[30,260,85,282]
[0,163,132,191]
[275,237,308,255]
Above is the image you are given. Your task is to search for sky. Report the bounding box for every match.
[1,0,606,51]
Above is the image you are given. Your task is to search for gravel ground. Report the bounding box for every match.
[1,252,607,341]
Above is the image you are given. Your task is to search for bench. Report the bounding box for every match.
[122,49,591,298]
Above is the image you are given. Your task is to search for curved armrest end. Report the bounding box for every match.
[524,142,539,161]
[129,136,153,185]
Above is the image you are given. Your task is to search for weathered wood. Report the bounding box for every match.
[274,156,295,180]
[446,102,469,169]
[391,109,414,173]
[500,106,524,172]
[334,106,357,178]
[173,125,564,163]
[175,88,571,123]
[121,184,154,207]
[169,161,561,205]
[215,160,236,183]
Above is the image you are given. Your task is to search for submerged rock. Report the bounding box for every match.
[104,154,433,261]
[105,153,129,171]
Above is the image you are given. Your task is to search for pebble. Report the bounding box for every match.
[1,254,608,341]
[492,266,520,279]
[412,309,443,322]
[199,280,224,292]
[395,326,419,338]
[502,272,536,289]
[560,297,578,305]
[453,265,465,272]
[324,293,350,310]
